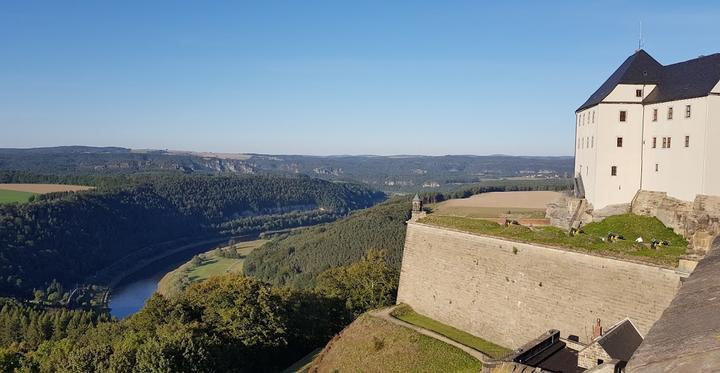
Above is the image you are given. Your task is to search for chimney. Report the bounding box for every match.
[592,318,603,339]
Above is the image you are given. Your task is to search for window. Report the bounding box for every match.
[591,136,594,148]
[685,136,690,148]
[611,166,617,176]
[655,163,659,172]
[653,108,658,122]
[582,138,585,149]
[667,137,672,148]
[662,137,667,148]
[636,89,643,97]
[620,111,627,122]
[617,137,623,147]
[668,107,673,120]
[592,111,595,123]
[652,137,657,148]
[686,105,691,118]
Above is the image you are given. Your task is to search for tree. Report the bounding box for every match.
[316,249,399,316]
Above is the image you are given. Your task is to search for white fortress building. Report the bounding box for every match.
[575,49,720,210]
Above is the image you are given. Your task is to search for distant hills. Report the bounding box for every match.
[0,146,574,192]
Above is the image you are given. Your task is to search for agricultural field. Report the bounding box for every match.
[0,183,93,194]
[157,239,268,297]
[0,183,93,204]
[429,191,562,219]
[308,314,481,373]
[0,189,37,204]
[419,213,688,267]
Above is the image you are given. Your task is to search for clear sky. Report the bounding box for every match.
[1,1,719,156]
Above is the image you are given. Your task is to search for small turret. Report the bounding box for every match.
[412,193,423,213]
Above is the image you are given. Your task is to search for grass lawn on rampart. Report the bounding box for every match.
[418,213,687,267]
[308,314,481,373]
[391,304,512,359]
[0,189,37,204]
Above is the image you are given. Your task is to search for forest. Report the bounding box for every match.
[0,254,398,372]
[0,174,384,298]
[0,146,574,192]
[244,178,571,288]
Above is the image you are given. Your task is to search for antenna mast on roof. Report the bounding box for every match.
[637,21,645,51]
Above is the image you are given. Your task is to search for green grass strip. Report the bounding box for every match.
[391,304,511,359]
[418,213,687,267]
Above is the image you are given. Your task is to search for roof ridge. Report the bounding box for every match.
[663,52,720,67]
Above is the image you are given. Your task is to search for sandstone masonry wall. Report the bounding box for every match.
[396,223,683,349]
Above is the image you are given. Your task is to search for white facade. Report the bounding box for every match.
[575,51,720,209]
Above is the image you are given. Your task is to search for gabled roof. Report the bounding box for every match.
[412,193,421,202]
[577,50,720,112]
[577,50,663,112]
[595,318,643,362]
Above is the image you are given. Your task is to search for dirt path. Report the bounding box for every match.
[369,306,490,363]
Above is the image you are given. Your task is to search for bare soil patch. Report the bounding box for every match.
[0,183,93,194]
[432,191,562,218]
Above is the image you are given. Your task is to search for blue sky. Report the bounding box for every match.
[1,1,719,156]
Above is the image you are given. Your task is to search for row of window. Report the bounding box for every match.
[578,136,691,150]
[651,136,691,148]
[577,136,594,149]
[578,110,596,126]
[618,105,692,122]
[610,163,664,176]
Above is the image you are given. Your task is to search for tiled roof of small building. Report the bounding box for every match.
[595,319,643,362]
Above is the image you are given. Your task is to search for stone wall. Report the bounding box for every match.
[578,343,611,369]
[396,223,683,349]
[631,191,720,253]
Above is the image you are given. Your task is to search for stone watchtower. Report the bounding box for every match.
[411,193,425,220]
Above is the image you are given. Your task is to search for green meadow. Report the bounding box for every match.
[0,189,37,204]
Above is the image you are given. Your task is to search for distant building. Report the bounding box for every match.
[575,50,720,210]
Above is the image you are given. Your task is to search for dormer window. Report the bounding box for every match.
[635,89,643,97]
[619,111,627,122]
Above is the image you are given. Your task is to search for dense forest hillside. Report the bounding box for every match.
[245,200,411,288]
[0,174,383,297]
[244,178,571,289]
[0,146,574,192]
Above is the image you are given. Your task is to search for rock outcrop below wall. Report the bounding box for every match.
[632,191,720,253]
[396,223,683,349]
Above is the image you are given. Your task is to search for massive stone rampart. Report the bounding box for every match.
[396,223,683,349]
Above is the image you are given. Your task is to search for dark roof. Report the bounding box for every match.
[627,237,720,372]
[577,50,720,112]
[644,54,720,104]
[596,319,643,362]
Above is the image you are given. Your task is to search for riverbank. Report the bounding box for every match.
[157,239,268,297]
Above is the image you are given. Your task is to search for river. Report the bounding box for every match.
[108,240,226,318]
